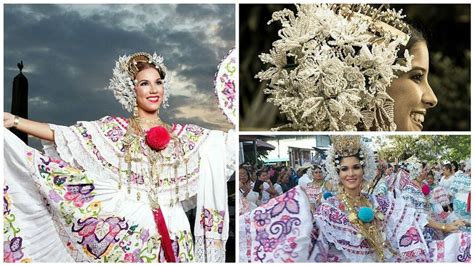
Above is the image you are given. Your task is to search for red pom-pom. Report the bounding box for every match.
[421,184,431,196]
[145,126,170,151]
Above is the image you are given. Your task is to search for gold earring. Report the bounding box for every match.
[133,103,139,118]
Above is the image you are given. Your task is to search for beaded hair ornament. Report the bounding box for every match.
[404,156,423,180]
[464,158,471,172]
[107,52,170,112]
[325,135,377,184]
[256,4,414,131]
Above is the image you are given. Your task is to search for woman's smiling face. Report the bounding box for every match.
[387,41,438,131]
[339,156,364,191]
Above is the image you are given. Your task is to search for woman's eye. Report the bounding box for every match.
[340,166,349,171]
[140,81,149,86]
[156,80,163,85]
[353,165,362,170]
[410,73,423,83]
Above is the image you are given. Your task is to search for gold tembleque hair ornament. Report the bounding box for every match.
[331,135,362,158]
[325,135,377,184]
[256,4,414,131]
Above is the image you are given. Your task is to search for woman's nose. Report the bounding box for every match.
[422,82,438,108]
[348,168,354,176]
[150,84,158,93]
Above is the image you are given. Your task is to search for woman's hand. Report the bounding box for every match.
[2,113,54,141]
[443,221,463,233]
[452,220,466,227]
[4,112,15,128]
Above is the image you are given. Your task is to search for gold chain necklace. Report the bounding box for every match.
[339,191,397,262]
[118,116,192,209]
[134,116,169,130]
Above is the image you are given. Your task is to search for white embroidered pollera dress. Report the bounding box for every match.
[398,170,471,262]
[4,116,235,262]
[311,193,431,262]
[448,171,471,223]
[239,186,314,262]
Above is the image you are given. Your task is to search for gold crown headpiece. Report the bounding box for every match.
[126,52,164,79]
[331,135,362,158]
[333,4,411,45]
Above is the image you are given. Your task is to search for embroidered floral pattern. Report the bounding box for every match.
[457,232,471,262]
[101,224,160,262]
[399,227,424,247]
[173,230,195,262]
[32,150,162,262]
[74,117,205,196]
[4,186,10,215]
[215,49,237,125]
[200,208,225,234]
[105,125,124,142]
[400,181,428,210]
[269,188,300,217]
[251,187,303,262]
[64,184,95,207]
[72,216,129,259]
[3,186,31,263]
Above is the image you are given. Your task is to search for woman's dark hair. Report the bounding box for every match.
[443,163,453,173]
[256,170,266,178]
[397,26,426,58]
[335,153,364,174]
[451,161,459,172]
[239,164,251,182]
[135,61,166,79]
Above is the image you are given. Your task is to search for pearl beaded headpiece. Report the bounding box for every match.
[107,52,170,112]
[256,4,414,131]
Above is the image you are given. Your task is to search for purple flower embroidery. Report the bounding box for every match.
[4,237,24,262]
[200,208,225,234]
[105,126,123,142]
[255,230,269,242]
[64,184,95,207]
[72,216,129,259]
[254,210,271,227]
[399,227,423,247]
[48,190,63,203]
[140,229,150,244]
[269,188,300,217]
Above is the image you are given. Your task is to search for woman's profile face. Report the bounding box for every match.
[134,67,164,113]
[387,41,438,131]
[339,156,364,191]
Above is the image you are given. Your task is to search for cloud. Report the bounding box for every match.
[4,4,235,142]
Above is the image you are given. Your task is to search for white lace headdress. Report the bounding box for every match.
[404,156,423,180]
[325,135,376,184]
[256,4,414,131]
[107,52,170,112]
[464,158,471,172]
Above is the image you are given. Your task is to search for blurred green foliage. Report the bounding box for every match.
[239,4,470,131]
[375,135,470,162]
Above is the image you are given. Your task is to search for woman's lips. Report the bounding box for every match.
[345,177,358,183]
[410,112,425,130]
[147,96,160,103]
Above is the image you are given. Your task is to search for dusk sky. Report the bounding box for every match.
[4,4,235,147]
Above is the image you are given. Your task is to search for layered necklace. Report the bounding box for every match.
[118,115,193,209]
[339,191,397,262]
[120,115,185,262]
